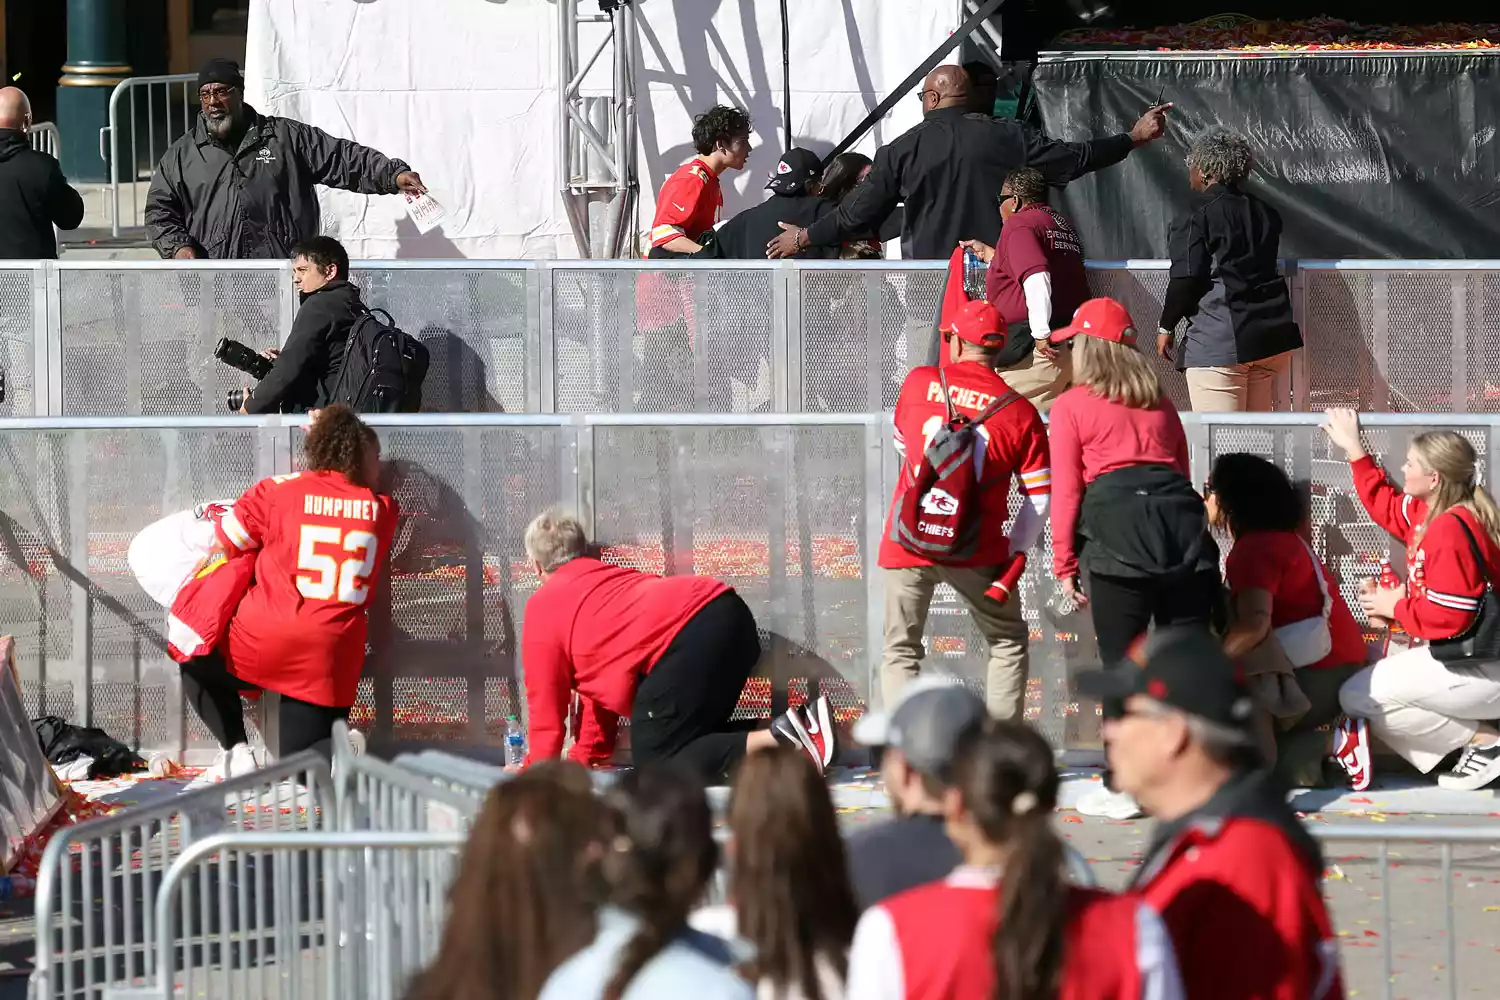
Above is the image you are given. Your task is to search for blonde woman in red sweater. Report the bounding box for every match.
[1046,299,1221,820]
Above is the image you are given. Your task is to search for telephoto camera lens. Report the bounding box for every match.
[226,387,247,412]
[214,337,274,381]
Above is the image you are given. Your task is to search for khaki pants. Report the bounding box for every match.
[881,565,1029,719]
[1339,644,1500,773]
[1185,350,1292,412]
[998,345,1072,416]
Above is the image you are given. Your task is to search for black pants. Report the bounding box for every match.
[181,652,350,759]
[630,591,762,782]
[1089,570,1222,670]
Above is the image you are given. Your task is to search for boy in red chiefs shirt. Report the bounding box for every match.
[180,406,397,786]
[880,299,1050,720]
[636,105,752,409]
[1079,628,1345,1000]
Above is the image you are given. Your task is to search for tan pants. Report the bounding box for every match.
[1185,350,1292,412]
[881,565,1029,719]
[998,345,1072,416]
[1339,644,1500,772]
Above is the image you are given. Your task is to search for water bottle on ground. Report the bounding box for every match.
[0,876,35,902]
[505,715,527,768]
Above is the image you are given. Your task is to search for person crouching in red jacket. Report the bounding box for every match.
[1079,628,1345,1000]
[519,508,834,779]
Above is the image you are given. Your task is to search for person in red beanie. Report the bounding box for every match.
[879,299,1050,721]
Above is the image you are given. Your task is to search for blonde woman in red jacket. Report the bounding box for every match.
[1323,409,1500,792]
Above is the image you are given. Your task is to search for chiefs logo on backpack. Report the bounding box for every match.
[330,307,430,413]
[892,369,1021,562]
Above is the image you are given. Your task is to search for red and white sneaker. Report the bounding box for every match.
[1332,717,1373,791]
[772,695,837,774]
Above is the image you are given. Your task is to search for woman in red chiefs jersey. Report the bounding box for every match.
[1206,453,1368,789]
[1323,409,1500,792]
[1047,298,1220,820]
[184,405,396,786]
[845,721,1183,1000]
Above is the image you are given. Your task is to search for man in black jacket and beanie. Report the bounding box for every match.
[146,59,426,260]
[768,64,1171,261]
[238,236,363,414]
[0,87,84,259]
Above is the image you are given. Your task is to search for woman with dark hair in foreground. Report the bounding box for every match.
[539,764,751,1000]
[404,762,604,1000]
[693,746,859,999]
[845,721,1183,1000]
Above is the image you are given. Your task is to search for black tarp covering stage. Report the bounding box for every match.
[1032,52,1500,260]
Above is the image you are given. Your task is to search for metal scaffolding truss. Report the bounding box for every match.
[558,0,641,259]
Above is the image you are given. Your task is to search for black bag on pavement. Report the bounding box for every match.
[1429,514,1500,663]
[330,308,429,413]
[32,716,147,778]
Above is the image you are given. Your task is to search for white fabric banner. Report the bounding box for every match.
[245,0,954,259]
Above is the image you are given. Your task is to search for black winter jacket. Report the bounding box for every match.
[803,107,1134,260]
[0,129,84,259]
[1078,463,1220,580]
[245,279,365,414]
[145,108,409,260]
[696,193,839,260]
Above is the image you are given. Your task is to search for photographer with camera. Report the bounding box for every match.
[230,236,364,415]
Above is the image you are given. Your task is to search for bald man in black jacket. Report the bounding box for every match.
[768,65,1171,261]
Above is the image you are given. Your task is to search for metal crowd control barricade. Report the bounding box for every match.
[30,123,61,160]
[29,753,334,1000]
[102,75,198,238]
[1311,824,1498,1000]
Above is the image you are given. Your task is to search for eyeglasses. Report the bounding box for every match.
[916,89,938,103]
[199,85,237,102]
[996,194,1018,208]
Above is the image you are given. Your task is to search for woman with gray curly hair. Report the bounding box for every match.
[1156,127,1301,413]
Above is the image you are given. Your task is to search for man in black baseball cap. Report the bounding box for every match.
[695,146,838,260]
[1079,627,1344,999]
[145,58,426,260]
[842,676,989,908]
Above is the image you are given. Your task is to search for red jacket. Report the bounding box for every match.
[1351,454,1500,640]
[521,557,727,767]
[1132,772,1344,1000]
[847,867,1181,1000]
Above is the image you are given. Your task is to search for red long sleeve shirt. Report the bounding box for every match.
[1047,386,1191,580]
[520,557,727,767]
[1350,455,1500,640]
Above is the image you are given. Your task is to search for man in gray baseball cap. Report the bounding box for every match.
[844,676,990,908]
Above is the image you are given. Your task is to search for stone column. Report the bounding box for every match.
[56,0,131,182]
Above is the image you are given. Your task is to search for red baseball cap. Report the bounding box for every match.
[1049,297,1138,347]
[946,299,1006,347]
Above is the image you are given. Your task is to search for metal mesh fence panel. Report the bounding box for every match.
[798,267,946,412]
[550,265,779,413]
[352,265,532,413]
[591,422,875,725]
[0,267,38,415]
[57,267,284,416]
[348,423,573,750]
[1086,264,1190,410]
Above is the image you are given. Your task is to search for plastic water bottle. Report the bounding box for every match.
[504,716,527,768]
[961,248,988,300]
[0,876,35,902]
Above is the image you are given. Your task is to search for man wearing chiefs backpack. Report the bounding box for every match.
[880,299,1051,719]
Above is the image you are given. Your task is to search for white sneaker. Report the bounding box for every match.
[183,742,258,792]
[1075,785,1144,820]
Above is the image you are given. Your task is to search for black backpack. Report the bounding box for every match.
[331,307,429,413]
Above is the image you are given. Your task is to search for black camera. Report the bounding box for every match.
[215,338,274,412]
